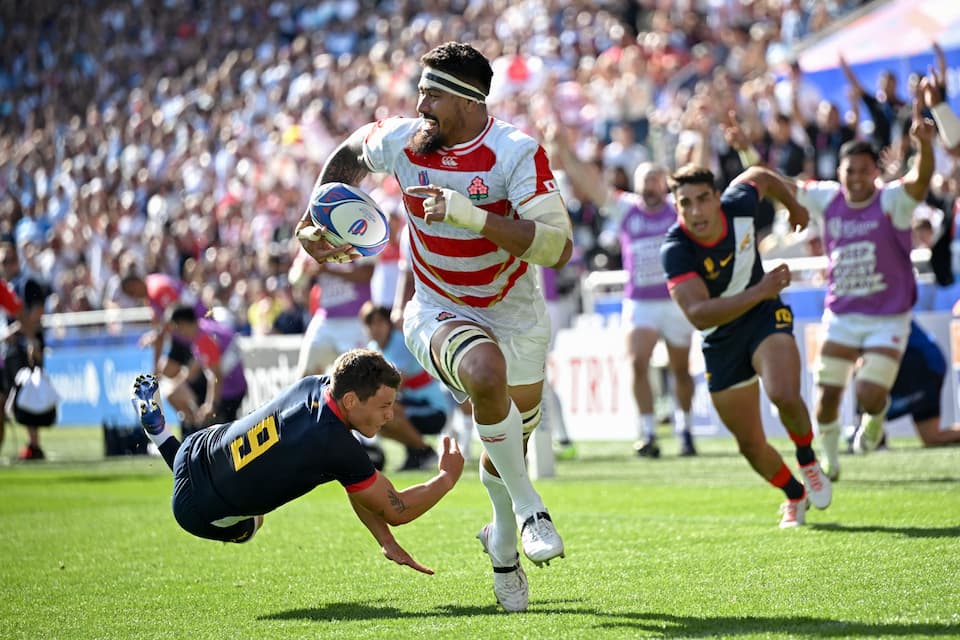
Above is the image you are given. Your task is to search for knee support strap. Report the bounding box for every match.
[436,325,495,393]
[855,352,900,389]
[520,403,542,437]
[815,355,855,388]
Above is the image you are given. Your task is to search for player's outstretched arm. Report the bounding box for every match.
[903,95,936,201]
[350,436,464,527]
[349,497,435,574]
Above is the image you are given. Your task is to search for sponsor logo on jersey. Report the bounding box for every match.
[467,176,489,200]
[441,155,458,167]
[418,170,429,185]
[739,233,752,252]
[436,311,456,321]
[719,253,733,267]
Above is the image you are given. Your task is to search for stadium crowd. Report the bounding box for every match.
[4,0,933,333]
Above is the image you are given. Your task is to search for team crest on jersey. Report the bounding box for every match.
[418,170,429,185]
[441,155,458,167]
[467,176,489,200]
[436,311,456,321]
[703,257,720,280]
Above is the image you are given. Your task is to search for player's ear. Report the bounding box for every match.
[341,391,359,411]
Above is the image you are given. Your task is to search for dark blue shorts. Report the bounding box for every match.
[702,300,795,392]
[887,349,944,422]
[171,432,258,543]
[401,397,447,435]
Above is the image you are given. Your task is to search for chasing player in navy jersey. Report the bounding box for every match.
[131,348,464,574]
[661,164,832,528]
[854,319,960,447]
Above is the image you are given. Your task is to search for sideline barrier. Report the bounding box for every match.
[39,307,960,441]
[547,311,957,441]
[45,334,302,428]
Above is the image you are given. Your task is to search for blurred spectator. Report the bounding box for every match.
[0,242,52,459]
[0,0,908,334]
[167,305,248,428]
[0,278,25,456]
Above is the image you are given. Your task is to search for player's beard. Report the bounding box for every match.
[409,118,444,155]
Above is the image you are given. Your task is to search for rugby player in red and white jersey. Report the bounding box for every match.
[296,42,573,613]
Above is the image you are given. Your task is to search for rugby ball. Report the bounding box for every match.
[307,182,390,257]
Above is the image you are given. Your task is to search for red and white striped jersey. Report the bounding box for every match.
[361,116,560,327]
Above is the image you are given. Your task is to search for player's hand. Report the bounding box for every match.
[295,217,359,264]
[436,435,464,488]
[405,185,447,225]
[405,185,487,232]
[787,203,809,232]
[382,540,434,575]
[909,96,936,145]
[723,110,749,151]
[919,73,944,107]
[761,263,792,297]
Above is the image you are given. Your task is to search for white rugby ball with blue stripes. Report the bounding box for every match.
[308,182,390,256]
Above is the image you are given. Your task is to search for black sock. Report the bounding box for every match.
[795,445,815,467]
[782,477,806,501]
[158,436,181,471]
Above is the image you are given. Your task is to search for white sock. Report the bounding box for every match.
[637,414,656,440]
[818,418,841,438]
[475,401,544,521]
[861,399,891,432]
[480,465,518,563]
[674,408,691,435]
[144,424,175,448]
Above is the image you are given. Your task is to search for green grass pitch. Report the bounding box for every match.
[1,427,958,639]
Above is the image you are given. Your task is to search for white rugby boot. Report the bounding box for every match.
[779,496,809,529]
[799,461,832,509]
[519,511,564,567]
[477,524,528,612]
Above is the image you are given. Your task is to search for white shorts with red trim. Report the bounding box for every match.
[402,294,550,403]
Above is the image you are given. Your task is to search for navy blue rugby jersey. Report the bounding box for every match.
[183,375,377,516]
[660,181,773,340]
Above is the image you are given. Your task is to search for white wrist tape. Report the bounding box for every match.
[439,189,487,233]
[931,103,960,149]
[518,192,572,267]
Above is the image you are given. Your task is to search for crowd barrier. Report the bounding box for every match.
[40,300,960,443]
[547,312,958,442]
[44,334,303,428]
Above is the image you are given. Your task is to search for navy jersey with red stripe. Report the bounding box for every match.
[660,182,772,341]
[180,376,375,517]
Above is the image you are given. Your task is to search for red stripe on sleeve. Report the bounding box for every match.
[666,272,700,290]
[344,470,378,493]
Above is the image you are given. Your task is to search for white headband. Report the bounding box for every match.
[419,67,487,104]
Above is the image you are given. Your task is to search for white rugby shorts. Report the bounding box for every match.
[402,295,551,402]
[821,309,912,354]
[621,297,694,347]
